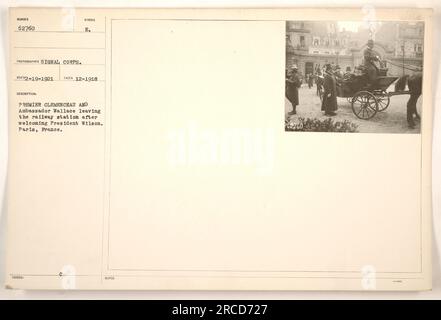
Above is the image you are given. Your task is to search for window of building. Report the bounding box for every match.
[292,22,304,30]
[300,35,305,47]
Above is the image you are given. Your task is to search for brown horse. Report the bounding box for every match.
[395,72,423,129]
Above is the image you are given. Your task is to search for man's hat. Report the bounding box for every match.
[367,39,374,45]
[346,66,351,71]
[291,64,298,70]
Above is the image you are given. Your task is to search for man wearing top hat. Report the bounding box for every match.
[344,66,352,79]
[285,65,301,115]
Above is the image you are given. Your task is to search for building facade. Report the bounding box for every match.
[286,21,424,77]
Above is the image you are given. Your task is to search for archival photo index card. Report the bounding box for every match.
[5,7,433,290]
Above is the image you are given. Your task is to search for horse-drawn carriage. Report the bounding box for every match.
[338,68,398,120]
[318,66,410,120]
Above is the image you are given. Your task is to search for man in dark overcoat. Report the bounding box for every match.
[321,64,338,116]
[285,65,301,115]
[363,39,381,83]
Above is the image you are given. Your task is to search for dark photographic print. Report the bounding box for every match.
[285,21,424,133]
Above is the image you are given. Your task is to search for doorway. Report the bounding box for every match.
[305,62,314,76]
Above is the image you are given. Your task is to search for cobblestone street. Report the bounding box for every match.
[285,83,422,133]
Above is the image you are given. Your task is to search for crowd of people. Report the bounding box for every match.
[286,63,340,117]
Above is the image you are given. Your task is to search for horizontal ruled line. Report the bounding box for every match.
[14,79,105,82]
[108,267,424,274]
[14,30,104,34]
[14,46,105,50]
[14,63,105,66]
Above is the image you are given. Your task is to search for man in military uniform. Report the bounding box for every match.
[315,69,323,97]
[285,65,301,115]
[363,39,381,83]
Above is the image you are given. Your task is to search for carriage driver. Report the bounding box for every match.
[363,39,382,83]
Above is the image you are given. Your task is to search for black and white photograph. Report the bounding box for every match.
[285,21,424,133]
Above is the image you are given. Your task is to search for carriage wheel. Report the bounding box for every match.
[351,91,378,120]
[375,90,390,112]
